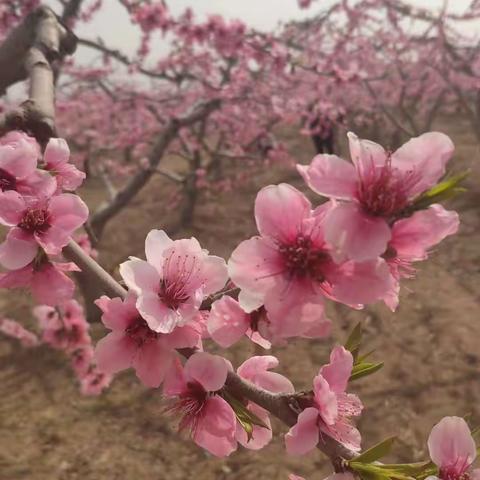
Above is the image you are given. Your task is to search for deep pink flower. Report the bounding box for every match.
[95,293,201,388]
[236,356,294,450]
[0,256,78,306]
[0,131,56,198]
[79,369,112,396]
[285,346,363,455]
[228,184,392,340]
[0,191,88,269]
[164,352,237,457]
[43,138,86,191]
[207,296,271,349]
[34,300,90,352]
[120,229,228,334]
[427,417,480,480]
[0,317,39,347]
[71,345,95,376]
[382,204,459,310]
[298,132,454,261]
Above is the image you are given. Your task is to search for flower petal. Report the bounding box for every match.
[145,229,173,274]
[184,352,228,392]
[391,205,459,261]
[193,396,237,457]
[320,346,353,393]
[348,132,387,172]
[48,193,89,233]
[285,407,320,455]
[207,297,249,348]
[95,294,138,331]
[0,228,37,270]
[95,331,136,374]
[132,340,173,388]
[0,190,25,225]
[324,202,391,261]
[392,132,454,196]
[298,154,357,200]
[428,416,476,471]
[255,183,311,243]
[228,236,282,296]
[119,258,159,295]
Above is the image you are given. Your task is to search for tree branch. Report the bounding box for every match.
[89,98,221,238]
[0,6,76,143]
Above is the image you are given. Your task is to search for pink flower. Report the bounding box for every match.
[207,296,271,349]
[95,293,200,388]
[71,345,95,376]
[427,417,479,480]
[0,191,88,269]
[0,317,39,347]
[285,346,363,455]
[120,230,228,334]
[236,356,294,450]
[164,352,237,457]
[0,131,56,199]
[382,205,459,311]
[43,138,86,191]
[0,256,78,306]
[34,300,90,352]
[298,132,454,261]
[228,184,392,340]
[79,369,112,396]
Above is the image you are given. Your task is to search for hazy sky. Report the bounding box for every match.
[43,0,477,65]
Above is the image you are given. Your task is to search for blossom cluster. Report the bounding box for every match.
[0,131,87,304]
[91,131,460,458]
[0,129,463,463]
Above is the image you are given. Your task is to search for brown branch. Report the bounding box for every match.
[89,98,221,238]
[0,6,76,144]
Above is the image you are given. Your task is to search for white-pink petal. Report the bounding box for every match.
[184,352,228,392]
[428,416,476,471]
[0,190,25,225]
[207,296,249,348]
[391,205,459,261]
[144,229,173,274]
[0,228,38,270]
[320,346,353,393]
[324,202,391,261]
[285,407,320,455]
[255,183,311,243]
[119,258,160,295]
[297,154,357,200]
[392,132,454,197]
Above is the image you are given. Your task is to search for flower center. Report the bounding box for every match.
[18,208,51,234]
[171,380,209,435]
[158,279,191,310]
[0,168,17,191]
[356,154,415,217]
[278,235,332,282]
[440,467,471,480]
[125,317,159,346]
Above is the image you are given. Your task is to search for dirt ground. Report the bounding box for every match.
[0,116,479,480]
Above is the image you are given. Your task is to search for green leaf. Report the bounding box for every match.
[349,461,434,480]
[350,361,384,381]
[345,322,363,360]
[357,349,376,363]
[221,391,269,441]
[354,436,396,463]
[412,171,468,211]
[471,425,480,442]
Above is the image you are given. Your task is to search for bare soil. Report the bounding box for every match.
[0,116,479,480]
